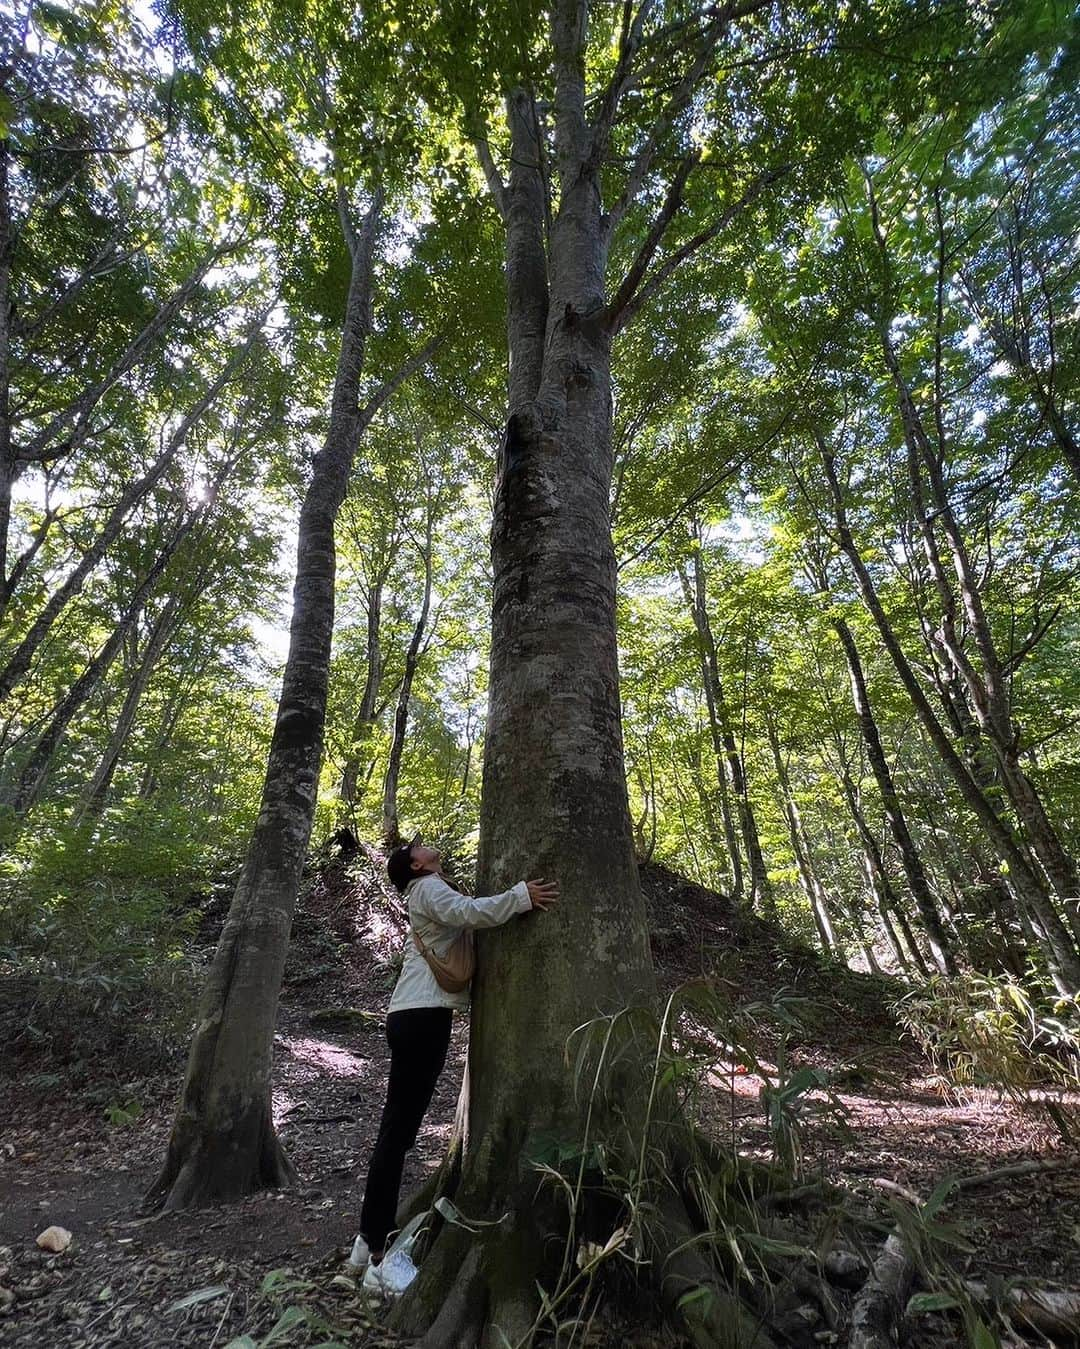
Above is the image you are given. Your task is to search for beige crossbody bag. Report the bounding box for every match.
[411,925,476,994]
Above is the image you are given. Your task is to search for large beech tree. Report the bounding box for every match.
[384,1,982,1343]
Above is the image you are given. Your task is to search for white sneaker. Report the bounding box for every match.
[361,1249,417,1299]
[348,1234,370,1270]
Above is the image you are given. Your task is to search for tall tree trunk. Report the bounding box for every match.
[0,131,13,597]
[6,517,193,816]
[818,433,1080,991]
[147,185,385,1211]
[680,547,773,910]
[832,615,956,973]
[0,318,263,700]
[381,526,433,843]
[870,179,1080,929]
[72,590,184,823]
[397,10,784,1345]
[837,758,929,976]
[339,575,385,813]
[678,559,744,901]
[765,712,837,954]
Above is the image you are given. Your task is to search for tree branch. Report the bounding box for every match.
[472,134,509,223]
[612,162,790,332]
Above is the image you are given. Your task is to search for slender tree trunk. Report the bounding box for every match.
[818,434,1080,990]
[837,761,926,975]
[339,576,385,812]
[0,319,263,702]
[6,518,193,816]
[381,530,433,843]
[137,654,209,799]
[832,615,956,973]
[0,131,12,596]
[72,590,183,823]
[765,712,837,954]
[681,547,773,910]
[869,180,1080,929]
[147,185,386,1211]
[679,560,744,901]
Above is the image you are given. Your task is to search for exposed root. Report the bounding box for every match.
[848,1232,913,1349]
[414,1246,486,1349]
[146,1113,296,1211]
[964,1279,1080,1340]
[390,1221,473,1338]
[956,1156,1078,1191]
[654,1192,780,1349]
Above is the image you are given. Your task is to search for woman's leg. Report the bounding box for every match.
[359,1007,453,1255]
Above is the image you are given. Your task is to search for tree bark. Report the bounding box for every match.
[381,518,434,843]
[339,575,385,813]
[817,433,1080,990]
[832,615,956,973]
[396,8,790,1343]
[147,184,386,1210]
[72,589,184,823]
[765,711,837,954]
[394,13,662,1340]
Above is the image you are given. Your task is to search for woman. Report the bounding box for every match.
[352,835,558,1294]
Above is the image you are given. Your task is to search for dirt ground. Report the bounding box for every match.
[1,855,1077,1347]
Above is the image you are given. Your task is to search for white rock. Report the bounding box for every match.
[35,1226,72,1253]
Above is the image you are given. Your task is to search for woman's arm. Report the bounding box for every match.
[412,875,542,929]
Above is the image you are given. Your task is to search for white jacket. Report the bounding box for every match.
[386,873,532,1014]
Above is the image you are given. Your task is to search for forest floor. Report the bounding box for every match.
[1,851,1077,1348]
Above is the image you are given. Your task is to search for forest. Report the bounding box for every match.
[0,0,1078,1346]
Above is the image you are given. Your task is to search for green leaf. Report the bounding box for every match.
[906,1291,962,1314]
[165,1284,229,1313]
[677,1285,715,1311]
[971,1318,999,1349]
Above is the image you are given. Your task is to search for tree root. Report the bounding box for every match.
[145,1112,297,1211]
[654,1192,780,1349]
[955,1156,1077,1191]
[848,1232,913,1349]
[413,1246,486,1349]
[964,1280,1080,1340]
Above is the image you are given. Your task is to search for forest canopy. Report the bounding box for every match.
[1,0,1075,987]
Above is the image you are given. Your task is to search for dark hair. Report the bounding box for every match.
[387,842,417,893]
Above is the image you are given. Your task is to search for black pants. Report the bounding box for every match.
[360,1007,453,1252]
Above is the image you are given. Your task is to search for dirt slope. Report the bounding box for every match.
[0,851,1075,1347]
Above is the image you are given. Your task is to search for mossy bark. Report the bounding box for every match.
[393,6,773,1344]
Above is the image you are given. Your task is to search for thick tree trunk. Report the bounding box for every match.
[398,9,787,1344]
[381,527,433,843]
[148,186,384,1210]
[832,616,956,973]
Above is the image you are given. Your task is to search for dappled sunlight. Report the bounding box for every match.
[276,1034,369,1080]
